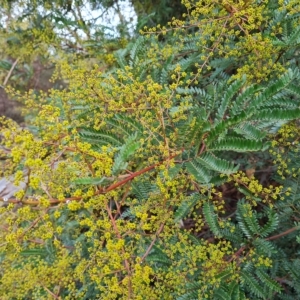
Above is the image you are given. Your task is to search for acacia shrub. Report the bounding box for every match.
[1,0,300,299]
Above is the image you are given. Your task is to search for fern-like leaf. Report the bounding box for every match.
[209,138,263,152]
[259,210,279,238]
[129,36,146,67]
[73,177,110,186]
[230,282,247,300]
[203,202,222,237]
[145,243,171,266]
[216,76,246,123]
[197,152,238,174]
[231,83,262,115]
[256,269,282,293]
[131,181,156,201]
[120,208,135,220]
[234,123,267,140]
[213,288,231,300]
[253,239,277,256]
[176,282,201,300]
[112,134,140,175]
[236,201,260,239]
[174,193,201,223]
[205,121,228,145]
[214,281,247,300]
[241,271,265,298]
[221,227,244,244]
[253,108,300,121]
[185,159,212,183]
[116,114,144,133]
[78,127,123,146]
[248,69,297,110]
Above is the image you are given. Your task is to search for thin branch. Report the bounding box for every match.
[266,226,299,241]
[141,223,165,262]
[227,226,300,263]
[3,58,19,86]
[101,153,178,194]
[42,285,59,299]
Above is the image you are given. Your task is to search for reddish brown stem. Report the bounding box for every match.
[141,223,165,263]
[266,226,299,241]
[97,152,177,194]
[227,226,299,263]
[2,153,178,205]
[227,246,246,263]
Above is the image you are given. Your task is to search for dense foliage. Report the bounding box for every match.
[1,0,300,299]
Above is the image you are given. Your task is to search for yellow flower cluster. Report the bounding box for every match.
[144,0,290,83]
[269,122,300,180]
[229,171,284,206]
[1,0,298,298]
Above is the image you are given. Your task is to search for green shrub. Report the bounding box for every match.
[1,0,300,299]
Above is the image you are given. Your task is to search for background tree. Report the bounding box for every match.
[131,0,186,28]
[0,0,136,122]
